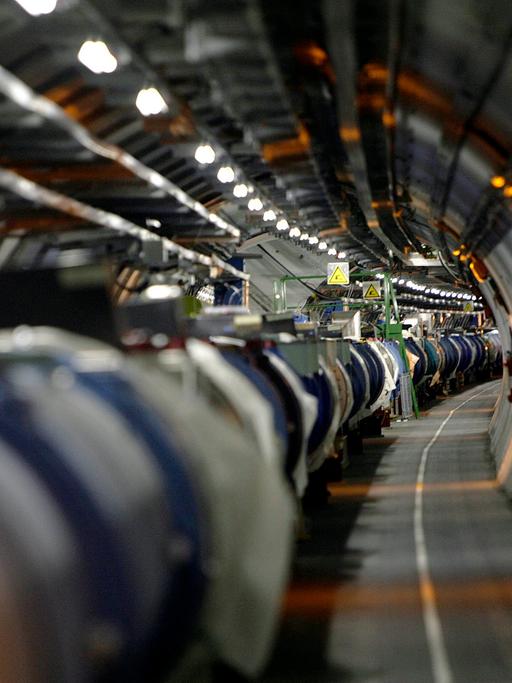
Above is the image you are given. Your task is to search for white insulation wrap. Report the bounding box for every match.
[264,351,317,497]
[0,327,294,678]
[369,341,399,410]
[335,359,355,425]
[130,360,294,677]
[185,338,285,468]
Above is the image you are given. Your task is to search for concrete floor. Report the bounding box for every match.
[262,380,512,683]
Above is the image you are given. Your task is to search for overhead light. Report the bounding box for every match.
[145,284,179,300]
[263,210,276,222]
[194,144,216,165]
[13,0,57,14]
[309,236,319,245]
[289,227,301,238]
[376,273,384,279]
[318,241,328,251]
[328,248,337,256]
[425,288,430,294]
[136,87,167,116]
[391,277,398,283]
[217,166,235,183]
[145,218,162,229]
[440,290,446,297]
[78,40,118,74]
[338,251,347,259]
[491,175,506,189]
[233,183,248,198]
[276,218,289,231]
[398,278,405,285]
[248,197,263,211]
[300,232,309,241]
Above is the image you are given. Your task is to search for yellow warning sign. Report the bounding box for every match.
[327,262,349,285]
[363,281,381,300]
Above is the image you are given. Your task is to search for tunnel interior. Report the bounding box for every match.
[0,1,512,682]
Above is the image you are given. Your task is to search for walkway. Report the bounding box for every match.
[263,380,512,682]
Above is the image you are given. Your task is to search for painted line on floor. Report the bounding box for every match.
[330,478,497,499]
[415,383,497,683]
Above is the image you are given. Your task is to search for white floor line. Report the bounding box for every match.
[415,383,497,683]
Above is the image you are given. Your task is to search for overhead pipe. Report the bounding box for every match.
[0,65,241,240]
[0,167,249,281]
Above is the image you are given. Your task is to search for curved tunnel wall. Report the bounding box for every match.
[322,0,512,489]
[480,280,512,491]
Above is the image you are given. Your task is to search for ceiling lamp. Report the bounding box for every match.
[309,236,319,245]
[194,144,216,165]
[263,210,276,222]
[248,197,263,211]
[78,40,118,74]
[233,183,248,198]
[318,241,328,251]
[328,248,337,256]
[145,218,162,228]
[398,278,405,285]
[289,227,301,238]
[14,0,57,14]
[276,219,289,231]
[136,87,167,116]
[338,251,347,259]
[300,232,309,241]
[217,166,235,183]
[491,175,506,188]
[145,284,179,300]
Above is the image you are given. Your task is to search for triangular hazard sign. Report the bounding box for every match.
[364,283,380,299]
[327,265,349,285]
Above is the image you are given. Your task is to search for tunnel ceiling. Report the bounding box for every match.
[0,0,510,298]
